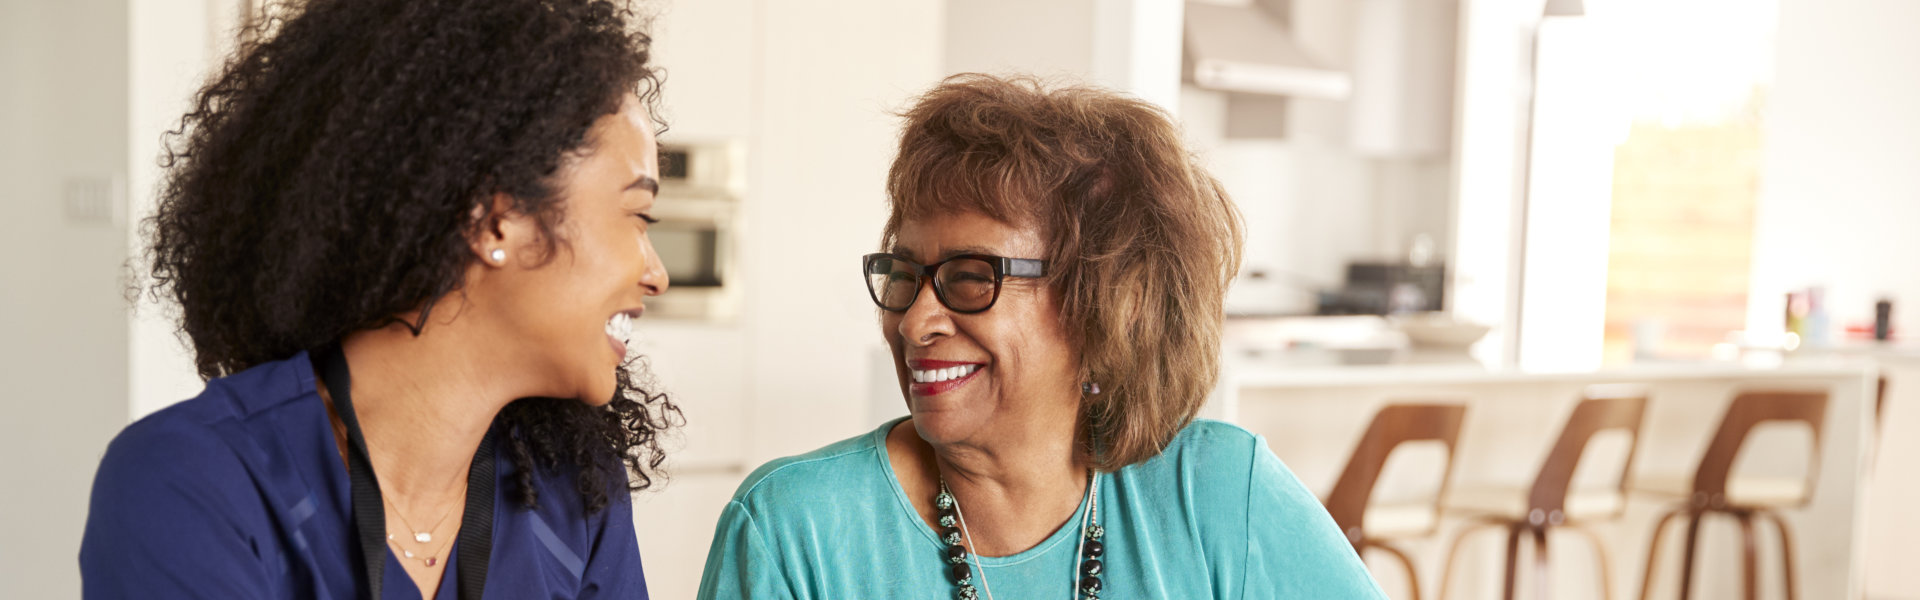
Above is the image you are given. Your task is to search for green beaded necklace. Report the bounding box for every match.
[934,470,1106,600]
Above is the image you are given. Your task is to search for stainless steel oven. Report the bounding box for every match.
[647,140,743,321]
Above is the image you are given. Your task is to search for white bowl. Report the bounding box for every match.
[1393,316,1491,349]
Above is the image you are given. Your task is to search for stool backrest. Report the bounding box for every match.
[1691,390,1828,507]
[1528,394,1648,517]
[1325,403,1467,544]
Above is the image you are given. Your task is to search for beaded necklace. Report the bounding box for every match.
[935,471,1106,600]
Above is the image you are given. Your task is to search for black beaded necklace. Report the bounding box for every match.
[934,471,1106,600]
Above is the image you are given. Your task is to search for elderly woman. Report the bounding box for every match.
[698,74,1382,598]
[81,0,678,598]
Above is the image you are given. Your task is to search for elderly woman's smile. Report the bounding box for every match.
[906,359,983,393]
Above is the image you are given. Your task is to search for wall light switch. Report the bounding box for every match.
[63,175,125,227]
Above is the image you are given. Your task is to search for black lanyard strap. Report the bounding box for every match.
[318,343,494,600]
[455,424,495,598]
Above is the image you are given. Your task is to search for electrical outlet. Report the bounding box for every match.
[63,175,124,226]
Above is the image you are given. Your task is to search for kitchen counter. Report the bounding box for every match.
[1222,354,1877,389]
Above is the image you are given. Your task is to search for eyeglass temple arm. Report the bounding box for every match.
[1004,258,1046,278]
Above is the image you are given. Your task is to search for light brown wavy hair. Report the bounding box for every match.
[883,73,1244,470]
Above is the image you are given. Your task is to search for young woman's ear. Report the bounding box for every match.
[468,193,537,267]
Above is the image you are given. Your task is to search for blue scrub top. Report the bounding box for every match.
[80,350,649,599]
[697,417,1385,599]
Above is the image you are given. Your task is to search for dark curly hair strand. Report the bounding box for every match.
[144,0,679,513]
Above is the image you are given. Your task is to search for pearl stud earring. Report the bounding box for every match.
[489,248,506,263]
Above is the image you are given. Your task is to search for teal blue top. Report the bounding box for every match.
[697,418,1385,599]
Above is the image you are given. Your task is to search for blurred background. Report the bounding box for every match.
[3,0,1916,597]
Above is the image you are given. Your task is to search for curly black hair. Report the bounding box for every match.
[143,0,680,514]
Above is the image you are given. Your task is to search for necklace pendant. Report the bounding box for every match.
[402,549,415,558]
[414,532,432,543]
[424,556,437,567]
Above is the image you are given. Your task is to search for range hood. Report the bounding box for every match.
[1184,0,1351,100]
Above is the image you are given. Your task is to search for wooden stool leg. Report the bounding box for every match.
[1639,509,1682,600]
[1440,519,1507,600]
[1676,513,1705,600]
[1532,527,1551,600]
[1504,524,1524,600]
[1567,524,1615,600]
[1373,542,1424,600]
[1737,512,1758,600]
[1760,510,1799,600]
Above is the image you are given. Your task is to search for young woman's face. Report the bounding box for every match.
[480,97,668,405]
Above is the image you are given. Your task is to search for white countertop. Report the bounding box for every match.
[1225,355,1880,388]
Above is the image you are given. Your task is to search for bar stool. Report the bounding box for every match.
[1876,374,1889,431]
[1438,393,1649,600]
[1324,403,1469,600]
[1635,390,1828,600]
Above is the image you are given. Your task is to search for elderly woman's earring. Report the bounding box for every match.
[489,248,506,264]
[1082,381,1101,395]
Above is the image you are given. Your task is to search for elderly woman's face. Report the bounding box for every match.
[882,211,1081,445]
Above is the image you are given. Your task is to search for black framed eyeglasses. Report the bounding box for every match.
[862,252,1048,314]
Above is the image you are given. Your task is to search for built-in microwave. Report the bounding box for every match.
[647,140,744,321]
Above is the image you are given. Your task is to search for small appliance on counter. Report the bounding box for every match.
[1315,260,1446,316]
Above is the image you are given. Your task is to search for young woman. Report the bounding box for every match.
[81,1,679,598]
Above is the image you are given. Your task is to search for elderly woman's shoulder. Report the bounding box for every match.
[1129,419,1331,525]
[1137,419,1304,492]
[725,423,895,511]
[1164,418,1268,459]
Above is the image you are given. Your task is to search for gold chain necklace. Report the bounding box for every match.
[382,486,463,567]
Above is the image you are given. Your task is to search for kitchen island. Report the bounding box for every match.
[1210,355,1879,599]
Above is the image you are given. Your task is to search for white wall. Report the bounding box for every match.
[1449,0,1536,365]
[1746,0,1920,343]
[632,0,757,476]
[0,0,133,596]
[1090,0,1184,110]
[1,0,228,595]
[128,0,225,420]
[1747,1,1920,597]
[1514,19,1616,372]
[944,0,1097,79]
[943,0,1181,110]
[737,0,946,465]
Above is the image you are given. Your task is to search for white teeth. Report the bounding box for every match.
[911,364,979,384]
[606,313,634,341]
